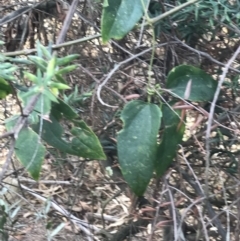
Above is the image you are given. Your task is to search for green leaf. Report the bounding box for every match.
[9,58,32,65]
[36,41,43,58]
[24,71,38,83]
[155,104,185,177]
[5,115,20,131]
[32,115,72,153]
[101,0,148,43]
[19,91,52,116]
[166,65,217,102]
[52,99,78,120]
[0,63,13,69]
[46,57,56,80]
[42,89,59,103]
[56,54,79,66]
[0,77,12,99]
[15,127,45,180]
[32,115,106,160]
[117,100,161,196]
[49,82,70,90]
[103,0,109,7]
[71,120,107,160]
[55,65,77,75]
[2,66,18,74]
[28,56,47,71]
[54,74,67,84]
[39,44,52,60]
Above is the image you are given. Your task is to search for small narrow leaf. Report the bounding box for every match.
[0,63,13,69]
[117,100,161,196]
[39,44,52,60]
[37,41,43,58]
[49,82,70,90]
[2,66,17,74]
[10,58,32,65]
[28,56,47,71]
[54,74,67,84]
[55,65,77,75]
[46,57,56,79]
[56,54,79,66]
[24,72,38,83]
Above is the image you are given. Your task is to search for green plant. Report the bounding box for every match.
[63,85,92,108]
[0,197,20,241]
[101,0,221,196]
[2,42,106,180]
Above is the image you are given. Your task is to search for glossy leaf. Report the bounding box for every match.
[15,127,45,180]
[101,0,148,43]
[167,65,217,102]
[155,104,185,177]
[117,100,161,196]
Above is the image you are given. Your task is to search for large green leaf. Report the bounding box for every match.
[32,115,106,160]
[101,0,148,43]
[167,65,217,102]
[15,127,46,180]
[155,104,185,177]
[117,100,161,196]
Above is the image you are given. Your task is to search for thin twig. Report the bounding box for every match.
[19,183,101,240]
[235,151,240,241]
[180,170,226,240]
[175,38,240,74]
[3,34,101,57]
[56,0,79,45]
[0,139,15,183]
[96,42,172,107]
[205,46,240,198]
